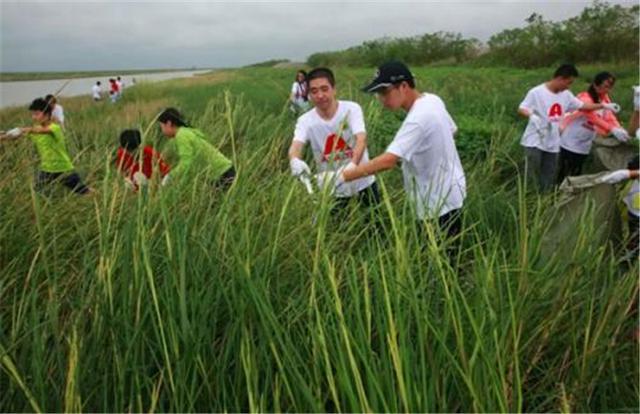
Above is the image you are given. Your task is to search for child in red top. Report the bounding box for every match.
[115,129,170,190]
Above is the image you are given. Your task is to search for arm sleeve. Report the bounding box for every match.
[171,138,193,179]
[567,91,584,111]
[446,111,457,134]
[386,121,423,161]
[587,109,621,135]
[348,104,366,135]
[518,89,536,113]
[293,116,309,144]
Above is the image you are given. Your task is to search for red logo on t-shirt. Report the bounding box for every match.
[322,133,353,162]
[548,103,563,118]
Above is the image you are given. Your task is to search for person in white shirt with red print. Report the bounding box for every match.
[517,63,619,192]
[331,61,466,242]
[288,67,380,209]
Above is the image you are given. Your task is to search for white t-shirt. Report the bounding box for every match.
[52,105,65,126]
[386,93,466,219]
[92,84,101,100]
[559,109,604,154]
[293,100,376,197]
[519,83,584,153]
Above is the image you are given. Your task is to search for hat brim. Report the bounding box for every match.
[362,81,393,93]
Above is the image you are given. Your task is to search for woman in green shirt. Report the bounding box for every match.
[1,97,89,195]
[157,108,235,189]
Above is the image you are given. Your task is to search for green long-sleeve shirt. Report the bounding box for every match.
[28,123,74,173]
[163,127,232,182]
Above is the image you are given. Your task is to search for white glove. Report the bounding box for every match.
[602,103,621,113]
[611,127,630,143]
[6,127,22,138]
[161,174,170,187]
[132,171,148,187]
[315,170,344,195]
[124,178,136,191]
[289,158,311,177]
[596,169,630,184]
[633,86,640,111]
[529,113,545,128]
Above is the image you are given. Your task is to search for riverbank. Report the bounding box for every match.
[0,68,216,82]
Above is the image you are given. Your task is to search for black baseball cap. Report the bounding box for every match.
[362,61,414,93]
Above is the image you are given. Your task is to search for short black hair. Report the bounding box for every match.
[307,67,335,87]
[119,129,142,151]
[28,97,53,115]
[554,63,579,79]
[97,81,101,85]
[158,107,188,127]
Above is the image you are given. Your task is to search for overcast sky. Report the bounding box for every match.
[0,0,635,72]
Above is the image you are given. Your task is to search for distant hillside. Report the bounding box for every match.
[243,59,291,68]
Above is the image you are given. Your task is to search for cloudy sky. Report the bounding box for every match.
[0,0,635,72]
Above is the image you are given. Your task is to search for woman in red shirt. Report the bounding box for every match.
[115,129,170,190]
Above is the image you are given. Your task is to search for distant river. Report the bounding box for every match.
[0,70,211,109]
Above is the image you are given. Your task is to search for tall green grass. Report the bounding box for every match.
[0,66,638,412]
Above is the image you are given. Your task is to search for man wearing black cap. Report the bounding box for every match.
[333,61,466,240]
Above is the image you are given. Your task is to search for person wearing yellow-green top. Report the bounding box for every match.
[0,97,89,194]
[157,108,235,189]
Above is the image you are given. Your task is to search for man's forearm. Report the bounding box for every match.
[343,152,398,182]
[351,134,367,164]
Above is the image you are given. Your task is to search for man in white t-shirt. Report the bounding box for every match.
[288,67,379,209]
[335,61,466,241]
[45,94,65,127]
[92,81,102,101]
[517,64,617,192]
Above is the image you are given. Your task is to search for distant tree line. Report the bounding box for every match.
[307,1,638,68]
[244,59,291,68]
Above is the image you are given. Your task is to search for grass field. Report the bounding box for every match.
[0,65,638,412]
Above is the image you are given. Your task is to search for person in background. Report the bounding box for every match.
[290,70,309,114]
[557,71,629,183]
[114,129,170,191]
[157,108,235,190]
[45,94,65,127]
[109,78,119,103]
[116,76,124,95]
[92,81,102,101]
[0,97,89,195]
[517,64,620,192]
